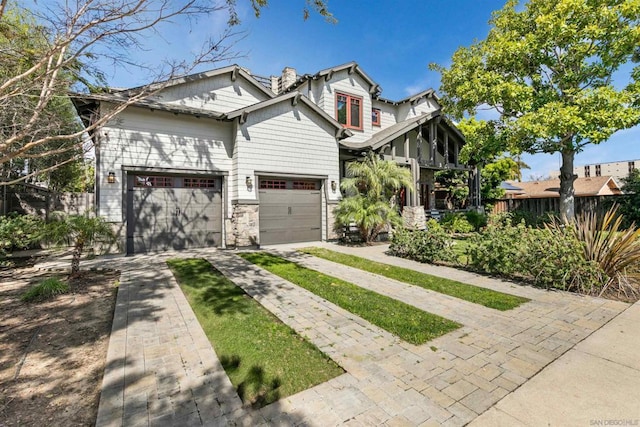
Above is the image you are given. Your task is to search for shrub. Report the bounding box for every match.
[0,213,43,255]
[21,277,69,302]
[440,213,474,234]
[548,206,640,299]
[467,219,605,293]
[465,210,487,231]
[509,209,556,228]
[389,227,456,264]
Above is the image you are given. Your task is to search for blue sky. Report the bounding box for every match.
[100,0,640,181]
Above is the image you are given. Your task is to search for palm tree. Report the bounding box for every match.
[335,152,414,244]
[43,211,116,277]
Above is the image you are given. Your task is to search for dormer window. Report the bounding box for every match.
[336,92,362,130]
[372,108,381,127]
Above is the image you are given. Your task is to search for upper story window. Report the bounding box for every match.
[595,164,601,176]
[371,108,381,127]
[629,161,635,174]
[336,92,362,130]
[584,166,591,177]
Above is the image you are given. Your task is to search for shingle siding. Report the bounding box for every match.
[157,74,269,113]
[233,102,340,203]
[98,106,232,222]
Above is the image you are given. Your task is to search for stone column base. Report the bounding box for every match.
[402,206,426,230]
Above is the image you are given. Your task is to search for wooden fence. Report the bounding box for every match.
[492,195,620,217]
[1,183,94,218]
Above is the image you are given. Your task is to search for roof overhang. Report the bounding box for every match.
[70,92,227,121]
[340,111,441,151]
[116,65,275,99]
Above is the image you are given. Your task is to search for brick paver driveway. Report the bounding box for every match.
[91,243,628,426]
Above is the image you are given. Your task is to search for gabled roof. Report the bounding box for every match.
[507,176,622,199]
[115,65,275,99]
[376,89,439,106]
[70,92,226,120]
[284,61,441,107]
[286,61,382,95]
[340,111,440,150]
[226,91,353,140]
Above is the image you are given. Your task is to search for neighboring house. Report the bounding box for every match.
[72,62,474,254]
[494,176,622,216]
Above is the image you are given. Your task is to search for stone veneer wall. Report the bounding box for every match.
[402,206,426,230]
[326,202,340,240]
[229,204,259,247]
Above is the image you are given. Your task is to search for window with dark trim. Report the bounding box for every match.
[584,166,591,177]
[629,161,635,174]
[336,92,362,130]
[595,164,601,176]
[134,175,174,187]
[292,181,317,190]
[371,108,381,127]
[260,180,286,189]
[184,178,216,188]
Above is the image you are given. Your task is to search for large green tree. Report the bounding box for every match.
[433,0,640,220]
[0,0,332,186]
[481,157,520,202]
[335,152,414,244]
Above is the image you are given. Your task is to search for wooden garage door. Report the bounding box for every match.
[126,175,222,254]
[259,178,321,245]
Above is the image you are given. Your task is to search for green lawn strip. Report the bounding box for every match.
[167,258,343,408]
[299,247,529,311]
[239,252,461,345]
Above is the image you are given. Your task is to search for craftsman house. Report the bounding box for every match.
[73,62,476,254]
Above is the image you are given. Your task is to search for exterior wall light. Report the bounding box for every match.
[331,180,337,192]
[107,171,116,184]
[246,176,253,190]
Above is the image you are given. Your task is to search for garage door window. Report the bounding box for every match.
[260,179,286,189]
[292,181,318,190]
[134,175,174,187]
[184,178,216,188]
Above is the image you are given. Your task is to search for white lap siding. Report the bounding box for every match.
[232,101,341,241]
[156,74,269,113]
[99,106,232,222]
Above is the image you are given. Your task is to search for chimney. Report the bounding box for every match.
[280,67,297,92]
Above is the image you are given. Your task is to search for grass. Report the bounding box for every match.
[299,247,529,311]
[21,277,69,302]
[239,252,461,345]
[167,258,343,408]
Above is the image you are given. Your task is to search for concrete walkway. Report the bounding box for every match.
[38,243,639,426]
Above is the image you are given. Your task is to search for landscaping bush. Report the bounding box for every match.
[548,206,640,299]
[440,213,474,234]
[0,213,43,255]
[465,210,488,231]
[467,218,605,293]
[509,209,556,228]
[389,227,456,264]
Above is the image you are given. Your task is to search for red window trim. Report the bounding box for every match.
[372,108,381,127]
[335,92,363,131]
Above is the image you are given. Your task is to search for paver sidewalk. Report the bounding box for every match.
[54,243,635,426]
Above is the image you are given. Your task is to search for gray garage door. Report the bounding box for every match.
[126,174,222,254]
[259,178,321,245]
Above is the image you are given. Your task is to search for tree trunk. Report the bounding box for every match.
[559,150,577,222]
[71,241,84,276]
